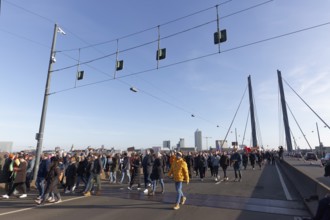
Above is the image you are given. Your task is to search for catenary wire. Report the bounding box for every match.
[56,0,274,53]
[50,21,330,95]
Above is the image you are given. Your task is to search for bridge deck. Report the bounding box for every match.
[0,161,315,220]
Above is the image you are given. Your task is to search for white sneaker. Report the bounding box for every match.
[72,185,76,191]
[47,197,54,201]
[19,194,27,198]
[127,186,132,190]
[55,199,62,203]
[2,194,9,199]
[48,198,56,203]
[143,189,148,194]
[65,190,70,194]
[35,199,42,205]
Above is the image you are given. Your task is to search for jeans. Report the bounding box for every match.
[76,175,87,189]
[109,172,117,183]
[143,168,152,188]
[25,172,33,190]
[36,177,45,197]
[85,173,101,192]
[152,179,164,193]
[234,167,242,179]
[175,181,184,205]
[120,170,131,184]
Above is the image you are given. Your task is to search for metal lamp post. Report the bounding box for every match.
[33,24,63,180]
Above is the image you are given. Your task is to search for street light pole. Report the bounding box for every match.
[33,24,59,180]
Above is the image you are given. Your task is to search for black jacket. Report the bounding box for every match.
[151,158,164,180]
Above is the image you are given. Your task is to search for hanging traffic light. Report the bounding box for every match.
[116,60,124,71]
[77,70,84,80]
[156,48,166,60]
[214,29,227,44]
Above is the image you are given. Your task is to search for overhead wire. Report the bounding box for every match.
[3,0,53,23]
[0,28,50,49]
[56,0,234,52]
[50,21,330,95]
[5,0,329,135]
[116,79,193,115]
[54,0,276,59]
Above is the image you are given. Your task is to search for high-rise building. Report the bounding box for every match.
[177,138,185,151]
[195,129,202,151]
[163,140,171,149]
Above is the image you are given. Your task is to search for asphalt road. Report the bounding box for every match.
[0,161,312,220]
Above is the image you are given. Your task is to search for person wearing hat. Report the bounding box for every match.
[168,151,189,210]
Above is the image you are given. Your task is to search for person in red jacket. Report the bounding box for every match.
[168,152,189,210]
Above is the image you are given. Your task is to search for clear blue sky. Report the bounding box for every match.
[1,0,330,152]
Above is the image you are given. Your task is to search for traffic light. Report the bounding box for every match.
[156,48,166,60]
[214,29,227,44]
[116,60,124,71]
[77,70,84,80]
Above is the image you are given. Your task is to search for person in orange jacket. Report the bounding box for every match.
[168,151,189,210]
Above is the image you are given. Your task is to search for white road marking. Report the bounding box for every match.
[0,196,87,216]
[275,162,293,201]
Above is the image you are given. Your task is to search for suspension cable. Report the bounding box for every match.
[221,85,248,148]
[241,108,250,146]
[286,102,312,150]
[283,78,330,130]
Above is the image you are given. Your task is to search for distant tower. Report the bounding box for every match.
[177,138,185,151]
[195,129,202,151]
[163,140,171,149]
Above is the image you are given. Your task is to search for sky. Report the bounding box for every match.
[0,0,330,152]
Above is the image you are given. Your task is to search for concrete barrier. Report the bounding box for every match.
[278,159,330,216]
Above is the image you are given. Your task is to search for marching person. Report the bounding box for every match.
[150,152,165,195]
[120,152,131,184]
[168,152,189,210]
[219,151,230,183]
[35,156,62,205]
[231,148,242,182]
[128,153,142,190]
[2,153,28,199]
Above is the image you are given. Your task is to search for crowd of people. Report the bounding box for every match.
[0,149,276,205]
[1,148,329,218]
